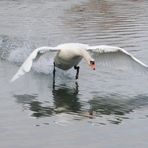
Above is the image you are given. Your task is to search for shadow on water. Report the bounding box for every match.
[14,81,148,124]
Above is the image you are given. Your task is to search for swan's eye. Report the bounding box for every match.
[90,60,95,65]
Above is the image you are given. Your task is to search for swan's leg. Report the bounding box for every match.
[74,66,80,79]
[53,62,56,78]
[53,62,56,88]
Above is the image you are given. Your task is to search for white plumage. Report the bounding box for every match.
[11,43,148,82]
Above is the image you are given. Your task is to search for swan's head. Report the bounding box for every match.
[90,60,96,70]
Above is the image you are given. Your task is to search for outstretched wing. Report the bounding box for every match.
[11,46,59,82]
[87,45,148,72]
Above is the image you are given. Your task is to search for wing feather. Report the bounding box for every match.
[11,46,59,82]
[87,45,148,73]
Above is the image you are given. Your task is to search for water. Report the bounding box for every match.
[1,0,148,147]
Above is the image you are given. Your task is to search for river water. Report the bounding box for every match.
[0,0,148,147]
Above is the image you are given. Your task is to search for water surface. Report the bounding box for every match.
[0,0,148,147]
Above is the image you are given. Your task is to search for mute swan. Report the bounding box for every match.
[11,43,148,82]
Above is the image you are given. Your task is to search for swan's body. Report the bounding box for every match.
[11,43,148,82]
[54,43,94,70]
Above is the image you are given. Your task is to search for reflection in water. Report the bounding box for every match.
[89,94,148,124]
[52,82,81,113]
[89,95,132,116]
[14,94,53,118]
[14,84,148,124]
[14,82,81,118]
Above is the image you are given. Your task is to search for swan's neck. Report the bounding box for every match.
[81,49,93,64]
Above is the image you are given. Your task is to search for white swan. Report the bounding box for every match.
[11,43,148,82]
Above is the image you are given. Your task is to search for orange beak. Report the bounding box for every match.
[90,63,96,70]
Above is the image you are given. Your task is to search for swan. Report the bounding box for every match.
[11,43,148,82]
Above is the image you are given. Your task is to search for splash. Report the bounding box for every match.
[0,35,54,75]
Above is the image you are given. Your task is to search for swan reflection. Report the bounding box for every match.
[89,94,148,116]
[52,82,81,113]
[14,87,148,124]
[14,82,81,118]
